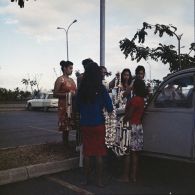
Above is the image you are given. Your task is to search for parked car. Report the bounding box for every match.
[143,67,195,161]
[26,92,58,111]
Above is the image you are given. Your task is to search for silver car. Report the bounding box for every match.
[143,67,195,161]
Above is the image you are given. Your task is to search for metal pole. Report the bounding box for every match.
[100,0,105,66]
[146,61,151,80]
[66,30,69,60]
[57,20,77,61]
[178,36,181,70]
[173,32,182,70]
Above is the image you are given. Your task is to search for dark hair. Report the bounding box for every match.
[60,60,73,72]
[135,65,145,75]
[99,65,107,72]
[121,68,132,86]
[78,62,103,103]
[133,79,146,97]
[82,58,94,70]
[100,65,111,77]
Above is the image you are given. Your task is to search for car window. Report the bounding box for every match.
[47,94,54,99]
[34,93,41,99]
[154,76,194,108]
[40,94,46,99]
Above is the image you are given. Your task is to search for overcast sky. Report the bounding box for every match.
[0,0,194,91]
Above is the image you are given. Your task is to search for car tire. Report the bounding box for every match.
[27,104,32,111]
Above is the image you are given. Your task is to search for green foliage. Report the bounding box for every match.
[11,0,36,8]
[119,22,195,72]
[0,87,31,102]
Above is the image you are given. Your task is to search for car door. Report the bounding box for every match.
[143,73,195,159]
[43,94,50,108]
[31,94,41,107]
[36,93,45,107]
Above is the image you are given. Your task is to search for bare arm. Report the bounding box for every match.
[122,86,132,98]
[54,77,76,98]
[123,105,134,124]
[53,77,66,98]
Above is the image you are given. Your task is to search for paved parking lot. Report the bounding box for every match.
[1,155,195,195]
[0,110,76,148]
[1,110,195,194]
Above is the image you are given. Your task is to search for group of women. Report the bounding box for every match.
[53,59,147,187]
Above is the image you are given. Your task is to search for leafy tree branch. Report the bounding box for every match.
[10,0,36,8]
[119,22,195,72]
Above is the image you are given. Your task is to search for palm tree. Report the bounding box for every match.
[21,78,29,91]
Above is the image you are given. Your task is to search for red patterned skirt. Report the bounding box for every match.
[81,125,107,157]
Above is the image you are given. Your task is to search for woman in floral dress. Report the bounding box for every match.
[118,79,146,183]
[54,60,77,146]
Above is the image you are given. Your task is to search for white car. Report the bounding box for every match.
[26,92,58,111]
[143,67,195,161]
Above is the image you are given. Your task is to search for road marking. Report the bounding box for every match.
[46,176,94,195]
[28,126,60,133]
[27,126,76,137]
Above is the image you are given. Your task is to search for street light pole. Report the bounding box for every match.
[173,32,183,70]
[100,0,105,67]
[147,61,151,81]
[57,19,77,61]
[177,34,182,70]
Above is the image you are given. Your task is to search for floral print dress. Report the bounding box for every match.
[54,76,77,131]
[126,96,144,151]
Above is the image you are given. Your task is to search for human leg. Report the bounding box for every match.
[62,131,69,146]
[118,155,130,182]
[130,151,139,182]
[129,124,143,182]
[81,156,90,185]
[96,156,104,187]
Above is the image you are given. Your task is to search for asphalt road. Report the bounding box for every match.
[0,155,195,195]
[0,110,76,148]
[1,110,195,194]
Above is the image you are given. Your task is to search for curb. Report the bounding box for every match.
[0,104,25,112]
[0,157,79,186]
[0,108,25,111]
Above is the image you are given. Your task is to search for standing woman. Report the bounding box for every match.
[106,68,132,158]
[135,65,145,80]
[130,65,146,89]
[120,68,133,100]
[109,68,132,100]
[54,60,77,146]
[119,79,146,182]
[134,65,151,101]
[77,62,113,187]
